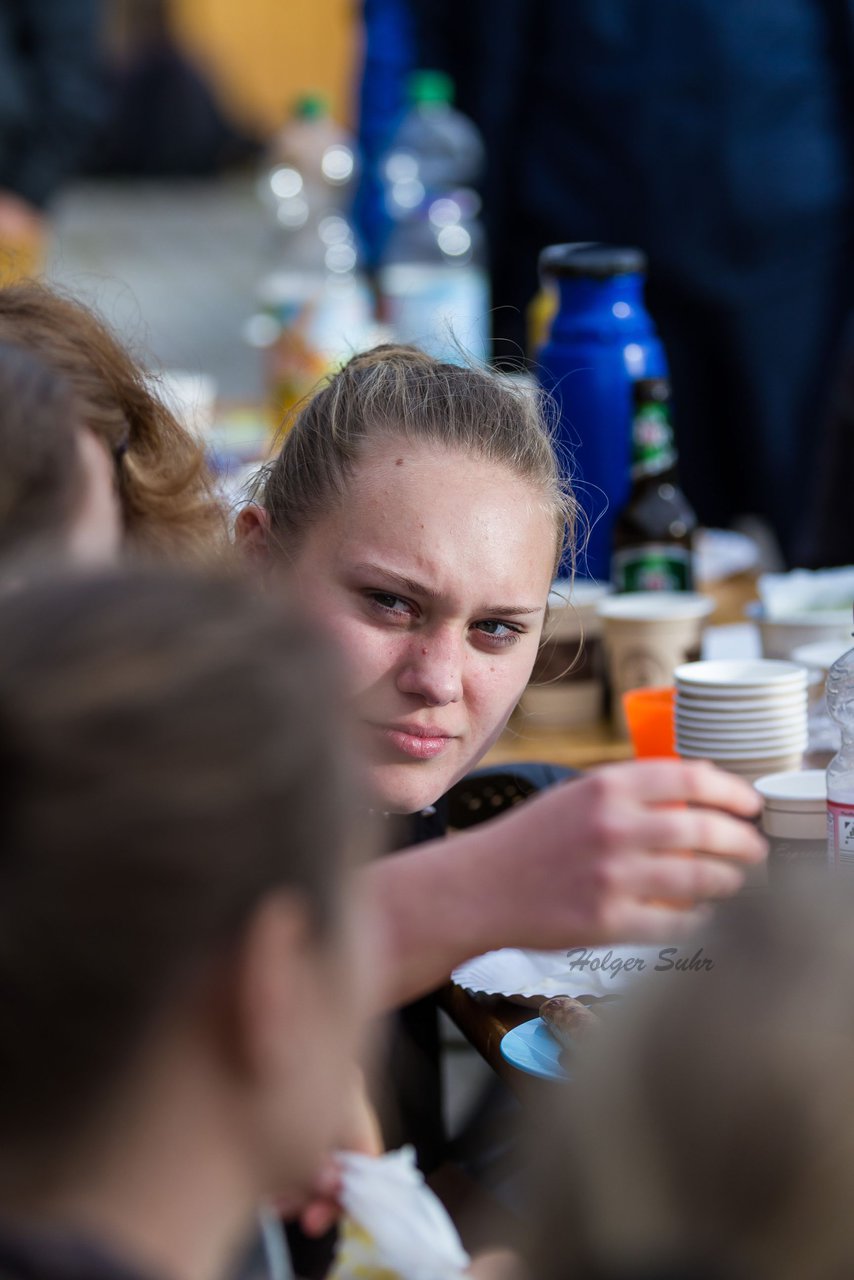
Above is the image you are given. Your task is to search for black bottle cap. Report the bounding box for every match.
[539,242,647,279]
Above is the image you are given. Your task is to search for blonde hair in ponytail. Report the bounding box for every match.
[258,345,576,574]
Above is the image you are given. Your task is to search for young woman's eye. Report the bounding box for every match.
[367,591,414,618]
[473,619,522,646]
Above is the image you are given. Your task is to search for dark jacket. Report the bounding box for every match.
[0,0,106,207]
[411,0,854,305]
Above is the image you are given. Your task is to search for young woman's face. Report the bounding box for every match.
[289,441,556,813]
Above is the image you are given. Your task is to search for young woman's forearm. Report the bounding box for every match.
[362,828,499,1010]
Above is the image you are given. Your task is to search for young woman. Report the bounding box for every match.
[0,567,368,1280]
[237,345,765,1009]
[0,339,122,571]
[0,283,225,563]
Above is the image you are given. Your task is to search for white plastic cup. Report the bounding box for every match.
[680,751,805,783]
[754,769,827,877]
[674,659,807,695]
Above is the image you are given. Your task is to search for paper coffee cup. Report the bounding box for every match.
[521,580,611,727]
[598,593,715,734]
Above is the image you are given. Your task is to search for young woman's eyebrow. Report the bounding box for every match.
[350,562,544,616]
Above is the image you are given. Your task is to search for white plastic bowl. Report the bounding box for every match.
[745,602,852,660]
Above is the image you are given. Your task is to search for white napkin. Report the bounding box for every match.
[331,1147,470,1280]
[758,567,854,618]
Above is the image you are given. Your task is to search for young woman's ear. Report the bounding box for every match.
[235,505,273,570]
[228,891,311,1086]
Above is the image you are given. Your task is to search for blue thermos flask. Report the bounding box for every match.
[535,244,668,581]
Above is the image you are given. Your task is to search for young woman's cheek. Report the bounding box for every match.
[466,645,537,738]
[332,614,408,700]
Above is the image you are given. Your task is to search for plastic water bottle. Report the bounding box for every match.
[378,70,489,365]
[249,96,373,418]
[535,243,668,581]
[263,94,358,224]
[826,612,854,871]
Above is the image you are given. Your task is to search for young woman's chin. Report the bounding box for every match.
[367,760,463,816]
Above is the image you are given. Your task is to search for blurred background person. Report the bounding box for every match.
[523,880,854,1280]
[0,567,368,1280]
[0,0,107,282]
[0,339,122,576]
[0,284,226,563]
[91,0,261,179]
[356,0,854,564]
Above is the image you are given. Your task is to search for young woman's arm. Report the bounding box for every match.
[365,759,765,1010]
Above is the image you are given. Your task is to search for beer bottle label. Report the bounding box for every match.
[612,544,693,592]
[631,402,677,477]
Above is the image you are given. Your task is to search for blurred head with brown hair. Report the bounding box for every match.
[527,880,854,1280]
[0,283,225,563]
[0,566,369,1274]
[0,338,122,572]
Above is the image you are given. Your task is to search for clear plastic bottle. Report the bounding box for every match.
[263,94,358,225]
[250,95,373,419]
[378,70,489,364]
[825,612,854,870]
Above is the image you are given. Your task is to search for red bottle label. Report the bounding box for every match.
[827,800,854,868]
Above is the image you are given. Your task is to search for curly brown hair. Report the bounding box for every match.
[0,284,226,563]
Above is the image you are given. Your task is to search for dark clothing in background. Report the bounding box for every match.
[802,320,854,566]
[92,40,261,179]
[0,0,106,207]
[404,0,854,561]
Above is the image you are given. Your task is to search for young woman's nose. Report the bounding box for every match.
[395,631,464,706]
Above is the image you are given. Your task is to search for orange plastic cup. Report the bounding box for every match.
[622,686,677,758]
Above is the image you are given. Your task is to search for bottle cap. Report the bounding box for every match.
[539,243,647,279]
[293,94,328,119]
[408,70,454,106]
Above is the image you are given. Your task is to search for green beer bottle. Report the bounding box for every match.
[612,378,698,592]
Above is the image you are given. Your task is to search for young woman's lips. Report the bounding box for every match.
[377,725,454,760]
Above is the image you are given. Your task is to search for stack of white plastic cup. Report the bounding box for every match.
[674,659,808,783]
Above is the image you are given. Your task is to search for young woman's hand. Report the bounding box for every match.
[367,759,766,1008]
[475,759,765,949]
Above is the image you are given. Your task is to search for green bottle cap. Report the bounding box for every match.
[293,94,328,120]
[408,70,454,106]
